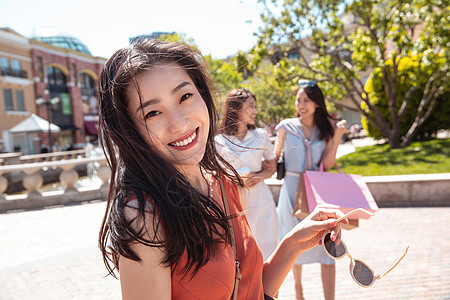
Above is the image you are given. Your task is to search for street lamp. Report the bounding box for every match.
[36,87,60,153]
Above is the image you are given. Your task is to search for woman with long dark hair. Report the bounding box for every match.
[274,80,347,300]
[98,41,347,299]
[216,88,279,261]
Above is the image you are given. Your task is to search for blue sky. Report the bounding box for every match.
[0,0,262,59]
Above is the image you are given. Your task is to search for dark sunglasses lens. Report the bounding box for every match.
[323,233,346,258]
[352,260,374,286]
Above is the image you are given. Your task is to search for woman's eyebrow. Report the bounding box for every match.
[136,98,159,113]
[136,81,192,113]
[172,81,191,94]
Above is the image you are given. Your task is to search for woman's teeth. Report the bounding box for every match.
[170,131,196,147]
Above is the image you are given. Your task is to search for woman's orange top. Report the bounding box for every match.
[171,175,265,299]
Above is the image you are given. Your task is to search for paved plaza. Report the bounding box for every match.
[0,201,448,300]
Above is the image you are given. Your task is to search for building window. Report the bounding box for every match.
[37,57,44,81]
[80,72,98,114]
[15,90,25,111]
[11,60,21,77]
[81,73,93,89]
[1,57,9,75]
[288,52,300,60]
[4,89,14,111]
[47,67,67,86]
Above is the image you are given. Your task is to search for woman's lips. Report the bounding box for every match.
[168,128,199,150]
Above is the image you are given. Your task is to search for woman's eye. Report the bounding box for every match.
[145,110,160,118]
[180,93,193,103]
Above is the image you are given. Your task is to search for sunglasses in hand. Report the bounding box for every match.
[322,208,409,288]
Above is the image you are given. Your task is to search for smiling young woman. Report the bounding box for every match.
[274,81,348,300]
[216,88,280,262]
[98,40,347,300]
[126,64,210,173]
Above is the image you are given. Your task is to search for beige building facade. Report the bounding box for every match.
[0,28,36,152]
[0,27,106,154]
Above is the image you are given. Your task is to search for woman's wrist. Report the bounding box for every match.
[283,230,306,257]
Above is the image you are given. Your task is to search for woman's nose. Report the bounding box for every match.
[167,109,190,133]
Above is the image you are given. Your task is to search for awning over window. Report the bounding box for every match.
[84,115,98,135]
[59,125,81,131]
[9,114,60,133]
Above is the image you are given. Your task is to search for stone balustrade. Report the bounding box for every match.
[0,155,111,212]
[19,149,88,163]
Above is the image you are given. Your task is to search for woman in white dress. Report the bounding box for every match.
[215,88,280,261]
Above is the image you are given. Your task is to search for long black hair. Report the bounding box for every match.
[296,83,335,141]
[98,40,242,278]
[220,88,257,136]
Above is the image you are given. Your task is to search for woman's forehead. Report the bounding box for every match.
[296,89,309,100]
[247,96,256,104]
[127,65,192,96]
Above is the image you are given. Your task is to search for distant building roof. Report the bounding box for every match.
[33,35,92,55]
[129,32,175,44]
[0,27,25,36]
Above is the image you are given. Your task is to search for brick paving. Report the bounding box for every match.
[0,202,449,300]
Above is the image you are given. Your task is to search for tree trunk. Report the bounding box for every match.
[389,131,402,149]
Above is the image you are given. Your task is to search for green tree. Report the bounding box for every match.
[256,0,449,148]
[244,61,298,126]
[157,33,243,106]
[204,55,243,97]
[159,32,199,50]
[363,56,450,140]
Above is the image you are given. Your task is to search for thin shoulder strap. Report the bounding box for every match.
[217,177,241,300]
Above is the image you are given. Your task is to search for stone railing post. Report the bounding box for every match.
[97,162,111,190]
[22,168,44,198]
[0,174,7,201]
[59,164,79,192]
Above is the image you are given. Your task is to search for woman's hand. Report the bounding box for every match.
[290,207,349,252]
[261,207,349,295]
[243,159,276,189]
[335,120,347,138]
[243,173,263,189]
[261,159,276,173]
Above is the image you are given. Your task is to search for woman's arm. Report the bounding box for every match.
[243,129,278,188]
[273,129,286,161]
[119,243,171,300]
[321,120,347,171]
[119,202,171,300]
[261,208,348,297]
[243,158,276,188]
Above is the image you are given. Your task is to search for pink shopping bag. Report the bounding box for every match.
[304,164,378,219]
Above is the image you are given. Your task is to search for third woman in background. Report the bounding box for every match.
[216,88,280,261]
[274,80,347,300]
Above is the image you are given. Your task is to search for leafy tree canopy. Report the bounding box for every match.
[158,32,243,105]
[253,0,449,148]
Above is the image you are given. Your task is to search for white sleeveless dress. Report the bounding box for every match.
[215,128,280,261]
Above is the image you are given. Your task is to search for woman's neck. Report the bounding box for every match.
[235,123,248,141]
[299,116,315,139]
[299,116,314,128]
[176,165,209,195]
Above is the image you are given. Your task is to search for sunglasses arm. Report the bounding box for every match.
[379,246,410,279]
[336,208,375,222]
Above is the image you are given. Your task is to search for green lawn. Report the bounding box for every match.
[336,138,450,176]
